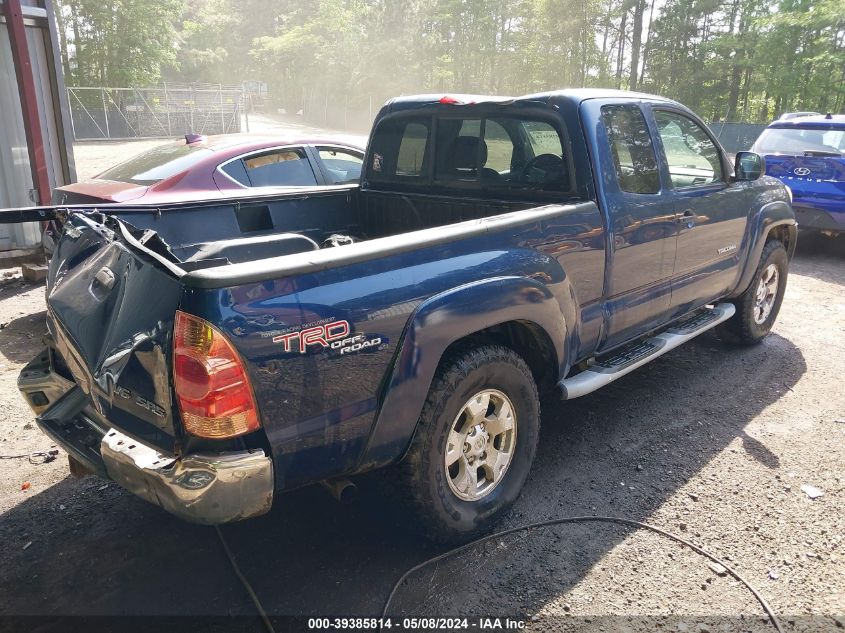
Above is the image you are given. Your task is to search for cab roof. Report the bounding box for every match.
[768,114,845,129]
[383,89,677,114]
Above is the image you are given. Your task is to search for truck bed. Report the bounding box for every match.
[97,186,535,272]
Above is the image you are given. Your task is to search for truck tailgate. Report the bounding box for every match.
[44,214,184,451]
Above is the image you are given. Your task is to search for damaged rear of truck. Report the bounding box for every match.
[17,206,279,524]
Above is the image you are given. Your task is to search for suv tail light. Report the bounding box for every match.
[173,310,260,439]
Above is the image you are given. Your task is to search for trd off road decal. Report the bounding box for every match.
[270,319,388,356]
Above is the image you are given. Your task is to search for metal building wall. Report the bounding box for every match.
[0,0,75,253]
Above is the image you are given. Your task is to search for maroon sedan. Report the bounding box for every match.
[53,133,366,205]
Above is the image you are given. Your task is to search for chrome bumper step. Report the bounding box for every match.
[559,303,736,400]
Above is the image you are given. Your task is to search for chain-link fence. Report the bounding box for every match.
[708,122,768,153]
[300,90,381,133]
[67,83,247,140]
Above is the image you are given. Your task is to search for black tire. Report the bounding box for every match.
[394,343,540,543]
[718,239,788,345]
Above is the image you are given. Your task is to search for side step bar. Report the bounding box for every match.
[559,302,736,400]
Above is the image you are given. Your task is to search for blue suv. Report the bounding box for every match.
[752,114,845,235]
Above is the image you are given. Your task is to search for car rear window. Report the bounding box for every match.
[97,142,212,185]
[366,113,573,196]
[754,126,845,156]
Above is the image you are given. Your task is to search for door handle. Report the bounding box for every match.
[677,210,696,228]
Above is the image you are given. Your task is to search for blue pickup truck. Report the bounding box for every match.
[7,90,796,542]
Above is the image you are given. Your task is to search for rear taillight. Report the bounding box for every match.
[173,310,260,439]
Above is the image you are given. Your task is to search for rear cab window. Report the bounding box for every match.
[97,142,212,185]
[365,111,574,198]
[367,118,432,182]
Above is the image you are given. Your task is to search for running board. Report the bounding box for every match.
[559,302,736,400]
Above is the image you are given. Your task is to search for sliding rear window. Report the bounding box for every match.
[366,117,432,184]
[366,113,574,196]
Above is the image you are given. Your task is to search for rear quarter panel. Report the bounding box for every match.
[180,203,605,489]
[763,154,845,230]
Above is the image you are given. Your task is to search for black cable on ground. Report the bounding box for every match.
[217,515,783,633]
[215,526,277,633]
[381,516,784,633]
[0,449,58,464]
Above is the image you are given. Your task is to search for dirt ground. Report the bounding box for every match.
[0,231,843,632]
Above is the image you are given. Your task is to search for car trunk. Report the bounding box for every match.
[53,180,150,204]
[42,213,184,452]
[763,154,845,197]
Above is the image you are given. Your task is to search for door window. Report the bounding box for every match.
[601,105,660,194]
[654,111,723,187]
[224,148,317,187]
[317,147,363,184]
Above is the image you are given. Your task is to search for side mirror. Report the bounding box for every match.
[734,151,765,181]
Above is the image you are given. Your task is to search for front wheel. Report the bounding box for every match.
[718,239,788,345]
[394,344,540,543]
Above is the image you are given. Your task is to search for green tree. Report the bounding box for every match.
[59,0,184,86]
[55,0,845,121]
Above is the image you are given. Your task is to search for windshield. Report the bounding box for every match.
[97,142,213,185]
[753,127,845,156]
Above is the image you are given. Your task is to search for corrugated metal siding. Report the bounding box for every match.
[0,0,73,251]
[0,27,40,249]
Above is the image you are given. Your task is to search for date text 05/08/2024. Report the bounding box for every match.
[307,617,527,630]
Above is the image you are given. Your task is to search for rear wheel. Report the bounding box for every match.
[394,344,540,543]
[718,239,788,345]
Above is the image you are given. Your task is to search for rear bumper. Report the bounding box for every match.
[793,205,844,232]
[19,348,274,525]
[101,430,273,525]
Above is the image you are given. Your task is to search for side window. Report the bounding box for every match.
[601,105,660,194]
[241,148,317,187]
[654,111,723,187]
[220,159,250,186]
[317,147,363,184]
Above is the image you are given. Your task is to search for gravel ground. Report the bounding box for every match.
[0,232,842,632]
